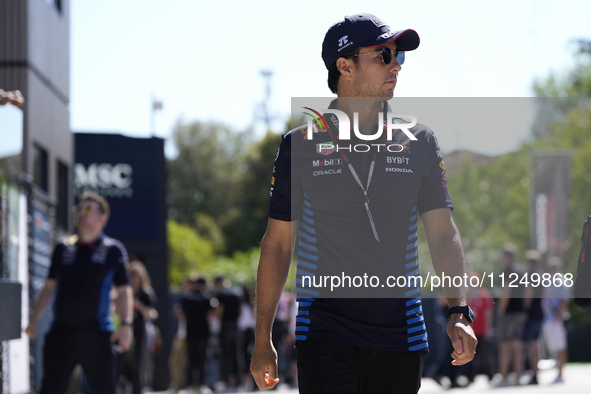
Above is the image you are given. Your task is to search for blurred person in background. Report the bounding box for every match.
[181,276,217,393]
[25,192,133,394]
[238,285,256,391]
[494,244,527,387]
[542,257,570,384]
[214,276,243,392]
[169,278,192,392]
[119,260,158,394]
[467,272,494,383]
[522,250,544,385]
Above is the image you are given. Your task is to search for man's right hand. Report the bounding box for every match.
[25,322,37,339]
[250,341,280,390]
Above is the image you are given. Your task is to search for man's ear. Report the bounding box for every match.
[336,57,355,80]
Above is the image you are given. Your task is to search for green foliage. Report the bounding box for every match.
[201,248,261,285]
[166,119,285,255]
[167,120,248,225]
[167,218,261,288]
[441,152,530,277]
[532,49,591,275]
[530,105,591,274]
[220,131,282,253]
[194,212,226,254]
[167,219,217,286]
[533,58,591,98]
[418,49,591,315]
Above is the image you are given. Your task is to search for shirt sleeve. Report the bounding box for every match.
[111,242,130,286]
[417,131,454,215]
[269,132,301,221]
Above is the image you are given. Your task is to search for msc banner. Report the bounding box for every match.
[75,133,165,238]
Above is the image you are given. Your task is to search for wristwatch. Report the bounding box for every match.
[122,319,133,326]
[447,305,474,324]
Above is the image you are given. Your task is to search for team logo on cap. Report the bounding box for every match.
[316,142,336,156]
[337,35,353,52]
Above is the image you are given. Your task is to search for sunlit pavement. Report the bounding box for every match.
[419,362,590,394]
[147,362,590,393]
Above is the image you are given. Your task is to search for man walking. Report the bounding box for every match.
[250,13,477,393]
[26,192,133,394]
[181,276,216,392]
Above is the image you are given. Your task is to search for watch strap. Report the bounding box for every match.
[447,305,474,323]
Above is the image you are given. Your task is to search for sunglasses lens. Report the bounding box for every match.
[74,206,94,215]
[396,50,405,65]
[381,48,392,64]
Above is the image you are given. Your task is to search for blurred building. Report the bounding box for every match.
[0,1,70,392]
[0,0,73,234]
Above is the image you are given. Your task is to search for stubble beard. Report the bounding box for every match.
[350,72,393,101]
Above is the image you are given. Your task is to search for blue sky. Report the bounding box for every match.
[70,0,591,156]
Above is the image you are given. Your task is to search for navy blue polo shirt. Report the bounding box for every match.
[48,233,130,332]
[269,105,453,352]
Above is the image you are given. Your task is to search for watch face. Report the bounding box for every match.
[466,306,474,323]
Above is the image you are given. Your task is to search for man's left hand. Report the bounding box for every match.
[447,315,477,366]
[111,325,133,353]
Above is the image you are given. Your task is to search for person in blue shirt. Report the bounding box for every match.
[26,191,133,394]
[250,13,477,394]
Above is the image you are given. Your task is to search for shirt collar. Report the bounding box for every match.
[76,233,104,250]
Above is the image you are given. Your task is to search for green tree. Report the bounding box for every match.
[167,219,217,286]
[532,46,591,274]
[531,106,591,273]
[168,218,261,288]
[221,131,282,253]
[443,152,531,278]
[167,120,248,225]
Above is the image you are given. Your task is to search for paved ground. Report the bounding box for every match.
[148,362,590,393]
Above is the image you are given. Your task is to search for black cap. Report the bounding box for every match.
[322,13,420,69]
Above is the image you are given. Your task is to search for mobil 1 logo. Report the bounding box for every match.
[313,158,344,167]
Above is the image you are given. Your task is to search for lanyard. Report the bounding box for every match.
[323,105,388,242]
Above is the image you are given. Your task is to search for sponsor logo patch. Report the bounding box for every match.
[91,246,108,264]
[387,156,409,165]
[385,168,414,173]
[312,158,343,167]
[316,142,336,156]
[371,18,386,28]
[313,169,342,176]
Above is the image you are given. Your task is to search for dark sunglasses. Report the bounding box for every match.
[354,47,405,65]
[72,205,96,215]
